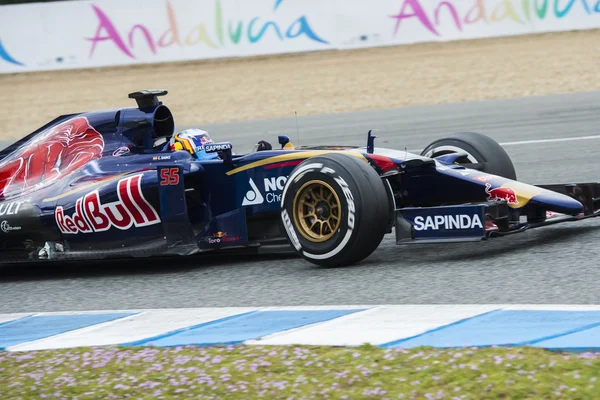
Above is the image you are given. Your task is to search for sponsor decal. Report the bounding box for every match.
[485,181,546,209]
[153,155,172,161]
[485,183,519,205]
[202,231,241,244]
[205,142,233,153]
[55,174,160,234]
[113,146,130,157]
[242,178,264,206]
[242,176,289,206]
[0,220,21,233]
[264,176,288,192]
[263,176,287,204]
[0,201,24,216]
[474,175,493,182]
[413,214,483,231]
[0,116,104,199]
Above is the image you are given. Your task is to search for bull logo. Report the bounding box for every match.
[0,116,104,199]
[485,183,519,205]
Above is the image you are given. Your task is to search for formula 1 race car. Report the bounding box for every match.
[1,90,599,267]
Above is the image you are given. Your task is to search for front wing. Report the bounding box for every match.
[394,182,600,244]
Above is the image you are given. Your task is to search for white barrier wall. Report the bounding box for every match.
[1,0,600,73]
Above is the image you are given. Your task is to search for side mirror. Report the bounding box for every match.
[205,142,233,164]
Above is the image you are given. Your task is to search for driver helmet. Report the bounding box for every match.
[170,129,218,160]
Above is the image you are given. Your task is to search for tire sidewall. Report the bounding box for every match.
[280,158,361,260]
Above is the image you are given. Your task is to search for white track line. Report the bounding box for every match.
[408,134,600,153]
[499,135,600,146]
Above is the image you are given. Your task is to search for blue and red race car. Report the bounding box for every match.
[0,90,598,267]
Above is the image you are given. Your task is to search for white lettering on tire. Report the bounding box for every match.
[281,163,323,208]
[282,209,302,251]
[334,176,355,230]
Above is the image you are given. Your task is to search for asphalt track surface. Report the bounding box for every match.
[2,91,600,312]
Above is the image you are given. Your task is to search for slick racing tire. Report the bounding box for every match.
[280,153,389,267]
[421,132,517,180]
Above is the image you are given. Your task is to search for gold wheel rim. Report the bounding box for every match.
[293,180,342,243]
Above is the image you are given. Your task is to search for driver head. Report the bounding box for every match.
[170,129,218,160]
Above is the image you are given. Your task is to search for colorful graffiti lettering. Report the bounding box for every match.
[86,0,329,59]
[0,40,24,66]
[390,0,600,36]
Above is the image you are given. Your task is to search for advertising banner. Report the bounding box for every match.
[0,0,335,73]
[1,0,599,74]
[334,0,600,48]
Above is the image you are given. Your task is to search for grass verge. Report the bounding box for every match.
[0,345,598,399]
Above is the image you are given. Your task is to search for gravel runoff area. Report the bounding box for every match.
[2,29,600,141]
[1,345,599,399]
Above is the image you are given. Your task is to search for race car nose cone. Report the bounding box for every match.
[532,191,584,216]
[480,179,585,216]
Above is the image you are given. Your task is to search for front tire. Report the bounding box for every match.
[280,153,389,267]
[421,132,517,180]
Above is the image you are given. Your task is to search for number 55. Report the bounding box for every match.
[160,167,180,186]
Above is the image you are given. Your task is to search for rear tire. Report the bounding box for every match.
[280,153,389,267]
[421,132,517,180]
